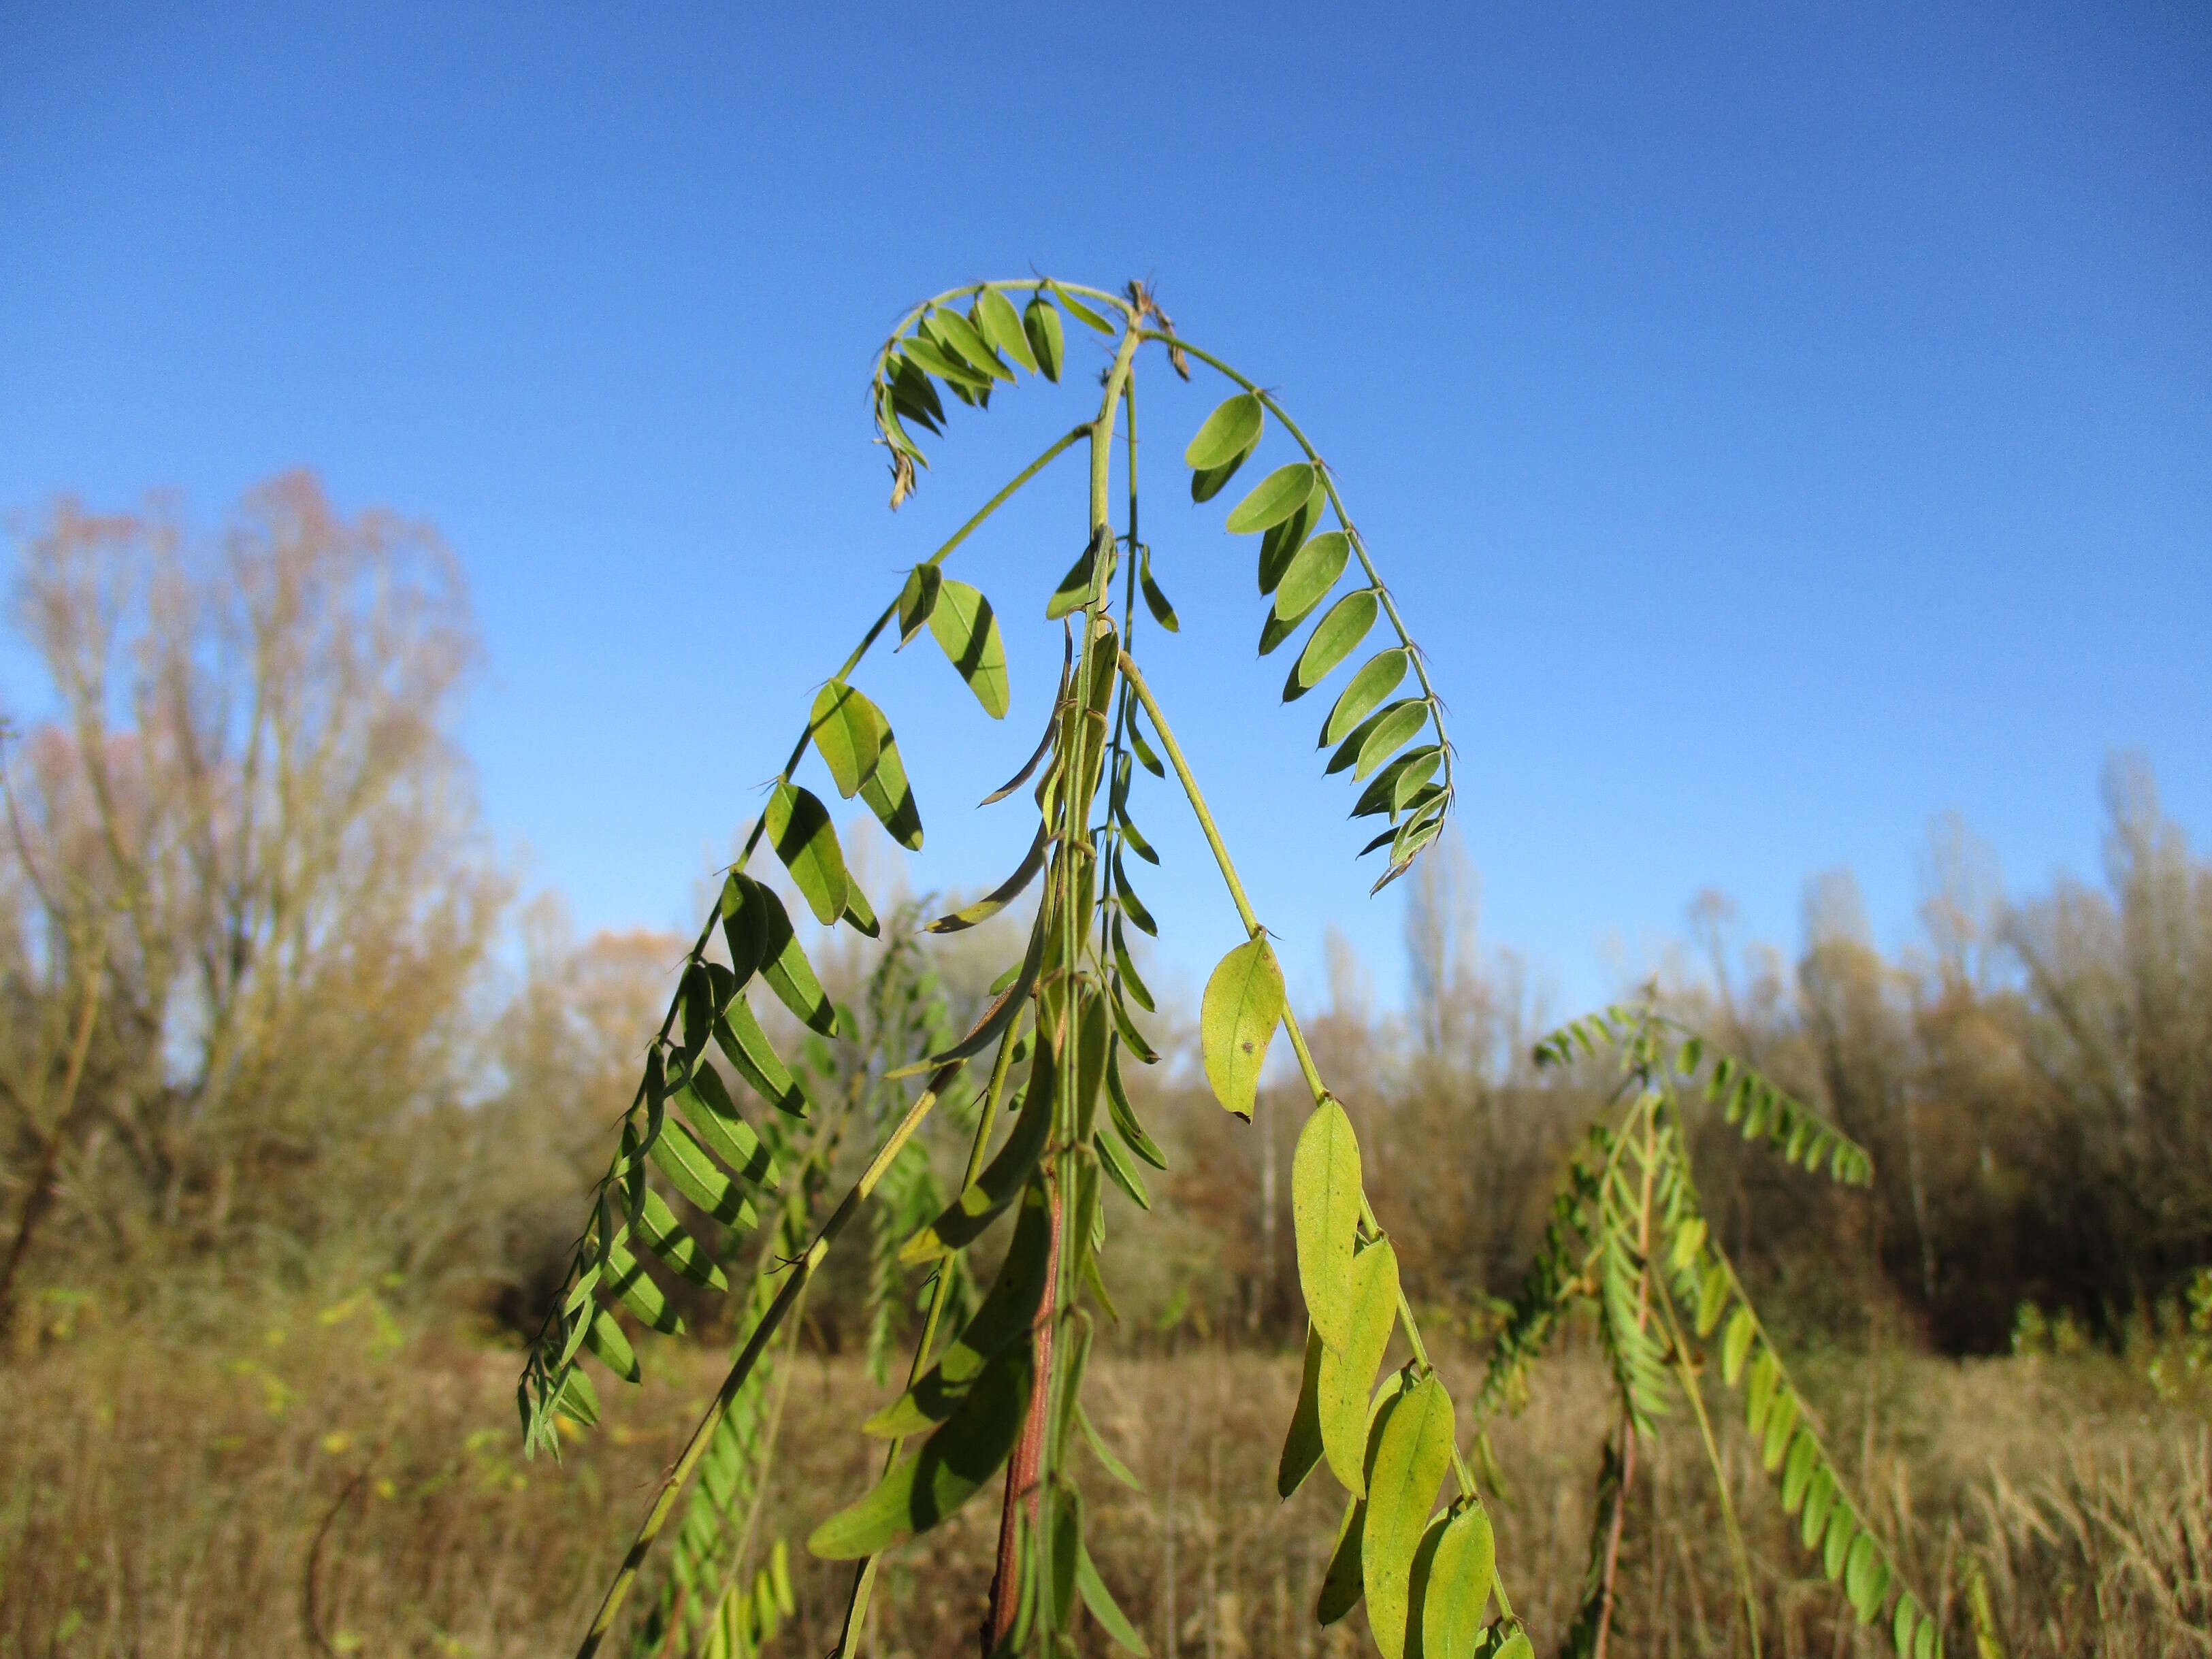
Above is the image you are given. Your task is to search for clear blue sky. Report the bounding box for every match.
[3,2,2206,1018]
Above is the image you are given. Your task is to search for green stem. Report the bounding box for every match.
[1653,1273,1762,1659]
[573,1062,964,1659]
[1115,652,1516,1622]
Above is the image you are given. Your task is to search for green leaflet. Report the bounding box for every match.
[1316,1494,1367,1626]
[1416,1499,1497,1659]
[928,579,1011,717]
[648,1118,757,1228]
[1325,700,1401,778]
[1257,608,1300,657]
[764,782,848,925]
[928,304,1013,382]
[898,333,987,390]
[583,1305,640,1382]
[605,1241,683,1335]
[1781,1428,1818,1513]
[719,872,767,986]
[1185,393,1265,470]
[551,1365,600,1428]
[1286,590,1380,700]
[1746,1347,1779,1434]
[1258,478,1327,594]
[926,823,1045,933]
[1322,649,1411,749]
[805,1341,1034,1559]
[1078,1401,1142,1492]
[1050,281,1116,334]
[1190,453,1250,504]
[1292,1098,1363,1351]
[1105,1042,1167,1168]
[1721,1305,1755,1385]
[1363,1373,1457,1659]
[1094,1125,1150,1210]
[1353,700,1431,782]
[1023,291,1064,380]
[898,563,942,644]
[866,1178,1051,1436]
[1695,1260,1730,1335]
[1275,530,1351,622]
[1317,1238,1401,1494]
[1493,1630,1535,1659]
[741,876,838,1036]
[858,732,924,849]
[1199,938,1284,1119]
[1800,1466,1837,1550]
[974,288,1037,373]
[808,681,885,800]
[900,1024,1056,1263]
[1846,1534,1886,1622]
[672,1058,779,1189]
[1047,531,1109,621]
[1823,1503,1857,1580]
[1071,985,1110,1140]
[1075,1540,1149,1655]
[1278,1325,1327,1498]
[1893,1594,1921,1657]
[632,1188,728,1290]
[1762,1389,1800,1471]
[1224,462,1320,535]
[1139,547,1179,631]
[715,998,809,1120]
[1111,922,1155,1013]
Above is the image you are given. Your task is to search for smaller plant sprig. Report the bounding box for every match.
[1481,1004,1955,1659]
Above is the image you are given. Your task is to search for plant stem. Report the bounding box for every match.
[573,1061,964,1659]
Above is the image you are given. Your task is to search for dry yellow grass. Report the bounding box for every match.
[0,1290,2203,1657]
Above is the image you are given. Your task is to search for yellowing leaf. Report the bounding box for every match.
[1362,1373,1456,1659]
[1292,1099,1363,1350]
[1199,938,1285,1119]
[1415,1499,1496,1659]
[1317,1238,1399,1492]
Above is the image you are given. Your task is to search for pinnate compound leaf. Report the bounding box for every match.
[928,580,1010,717]
[806,1342,1034,1558]
[1292,1099,1363,1350]
[1200,938,1285,1119]
[1023,291,1064,380]
[1286,590,1380,700]
[809,681,885,799]
[1275,530,1351,622]
[1363,1373,1457,1659]
[1322,649,1411,749]
[1278,1326,1327,1499]
[974,287,1037,373]
[1318,1238,1401,1493]
[1416,1499,1497,1659]
[1225,463,1320,536]
[1185,393,1265,471]
[764,783,847,925]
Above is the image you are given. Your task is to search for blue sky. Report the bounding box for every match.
[3,2,2206,1018]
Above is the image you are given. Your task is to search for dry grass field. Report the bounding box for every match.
[2,1286,2203,1659]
